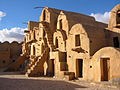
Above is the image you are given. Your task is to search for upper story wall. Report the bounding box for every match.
[55,10,107,56]
[56,11,107,36]
[106,4,120,48]
[108,4,120,29]
[40,7,61,33]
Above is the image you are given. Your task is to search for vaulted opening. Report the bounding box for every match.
[55,37,59,48]
[59,19,62,29]
[43,10,46,21]
[33,46,36,55]
[116,10,120,24]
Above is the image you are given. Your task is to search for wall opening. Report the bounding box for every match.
[29,34,31,40]
[51,59,55,76]
[59,19,62,29]
[75,34,81,46]
[55,37,59,48]
[113,37,119,48]
[41,43,45,53]
[43,10,46,21]
[33,31,35,40]
[76,59,83,78]
[116,11,120,24]
[33,46,36,55]
[100,58,110,81]
[43,30,45,37]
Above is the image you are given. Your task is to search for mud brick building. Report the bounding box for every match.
[5,4,120,82]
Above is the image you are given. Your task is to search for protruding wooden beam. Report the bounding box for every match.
[24,30,30,33]
[34,7,45,9]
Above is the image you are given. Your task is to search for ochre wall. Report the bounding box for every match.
[0,42,22,68]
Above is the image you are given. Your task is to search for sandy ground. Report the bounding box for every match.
[0,72,119,90]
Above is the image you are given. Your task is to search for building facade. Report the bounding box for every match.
[22,5,120,82]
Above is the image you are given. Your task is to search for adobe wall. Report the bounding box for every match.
[0,41,22,68]
[24,5,120,81]
[52,10,107,80]
[91,47,120,82]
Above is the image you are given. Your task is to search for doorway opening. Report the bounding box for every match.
[100,58,110,81]
[55,37,59,48]
[76,59,83,78]
[51,59,55,76]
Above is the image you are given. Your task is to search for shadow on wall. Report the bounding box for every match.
[0,77,87,90]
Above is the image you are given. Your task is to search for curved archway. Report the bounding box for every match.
[69,24,90,54]
[54,30,67,52]
[57,11,69,35]
[109,4,120,28]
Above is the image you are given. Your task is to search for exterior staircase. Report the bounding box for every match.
[41,21,55,51]
[25,47,49,77]
[58,62,75,80]
[63,71,75,80]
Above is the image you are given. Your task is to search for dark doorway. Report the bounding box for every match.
[55,37,59,48]
[76,59,83,77]
[101,58,110,81]
[113,37,119,48]
[51,59,55,76]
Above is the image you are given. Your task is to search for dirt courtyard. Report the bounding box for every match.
[0,72,119,90]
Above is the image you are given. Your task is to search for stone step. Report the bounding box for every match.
[25,47,49,77]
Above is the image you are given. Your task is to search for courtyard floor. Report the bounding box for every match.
[0,72,119,90]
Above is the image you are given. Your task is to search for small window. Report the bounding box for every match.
[43,10,46,21]
[33,46,36,55]
[113,37,119,48]
[75,34,81,46]
[59,19,62,29]
[55,37,59,48]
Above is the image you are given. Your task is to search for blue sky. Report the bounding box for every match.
[0,0,119,42]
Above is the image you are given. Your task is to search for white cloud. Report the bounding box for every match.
[0,27,26,42]
[90,12,110,24]
[0,11,6,21]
